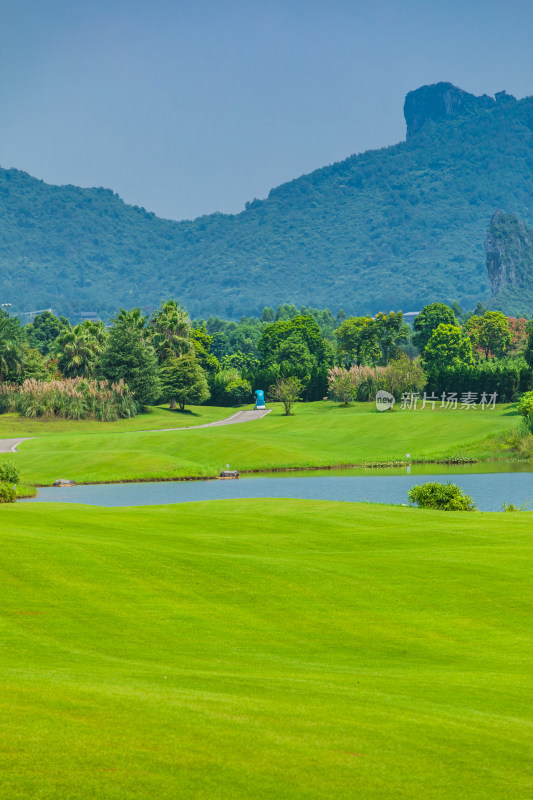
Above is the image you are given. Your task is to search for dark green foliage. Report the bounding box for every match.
[0,312,26,382]
[408,482,477,511]
[100,325,160,406]
[4,91,533,318]
[26,311,69,355]
[149,300,191,363]
[524,322,533,368]
[335,312,409,367]
[413,303,457,351]
[258,315,329,400]
[191,328,219,374]
[425,358,532,402]
[55,321,107,378]
[160,355,210,411]
[258,315,326,364]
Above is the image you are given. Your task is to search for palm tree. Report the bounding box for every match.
[149,300,192,363]
[0,313,25,382]
[111,308,147,332]
[54,322,107,378]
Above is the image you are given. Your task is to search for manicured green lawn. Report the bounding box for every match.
[6,401,521,485]
[0,403,234,438]
[1,499,531,798]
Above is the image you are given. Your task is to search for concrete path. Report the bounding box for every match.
[0,438,33,453]
[0,409,271,453]
[139,408,271,433]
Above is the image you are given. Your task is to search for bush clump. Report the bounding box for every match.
[0,482,16,503]
[517,390,533,432]
[408,481,477,511]
[0,461,20,484]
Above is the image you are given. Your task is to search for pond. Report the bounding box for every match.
[25,463,533,511]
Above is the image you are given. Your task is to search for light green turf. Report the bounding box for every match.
[0,403,234,438]
[1,499,531,799]
[6,401,521,485]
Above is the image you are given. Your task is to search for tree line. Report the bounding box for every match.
[0,299,532,419]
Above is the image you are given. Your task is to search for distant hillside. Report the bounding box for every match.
[1,82,533,320]
[486,210,533,316]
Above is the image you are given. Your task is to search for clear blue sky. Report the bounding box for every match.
[1,0,532,221]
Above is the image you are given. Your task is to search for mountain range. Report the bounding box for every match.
[1,81,533,320]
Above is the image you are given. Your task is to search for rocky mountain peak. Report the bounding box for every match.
[403,82,501,139]
[485,210,533,294]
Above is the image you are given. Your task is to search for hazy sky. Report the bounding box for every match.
[1,0,532,221]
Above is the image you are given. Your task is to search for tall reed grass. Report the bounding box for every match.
[0,378,137,420]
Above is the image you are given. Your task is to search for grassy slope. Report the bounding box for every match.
[1,499,531,799]
[6,401,520,485]
[0,403,233,438]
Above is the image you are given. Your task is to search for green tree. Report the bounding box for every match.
[268,376,303,416]
[224,375,252,405]
[26,311,69,355]
[373,311,409,364]
[524,321,533,369]
[383,354,426,398]
[160,354,210,411]
[150,300,191,363]
[191,327,219,374]
[413,303,457,352]
[100,324,160,406]
[422,324,474,371]
[112,307,147,331]
[466,311,512,360]
[0,313,26,382]
[258,315,326,366]
[327,367,357,406]
[334,317,380,366]
[54,321,107,378]
[21,348,53,382]
[273,333,315,387]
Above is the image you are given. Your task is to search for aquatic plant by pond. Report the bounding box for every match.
[408,481,477,511]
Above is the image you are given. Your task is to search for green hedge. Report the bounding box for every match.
[426,360,532,402]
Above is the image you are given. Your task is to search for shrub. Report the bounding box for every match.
[517,390,533,432]
[0,461,20,484]
[383,354,426,399]
[0,482,16,503]
[501,501,529,512]
[268,376,303,415]
[327,365,385,404]
[408,481,477,511]
[224,376,252,405]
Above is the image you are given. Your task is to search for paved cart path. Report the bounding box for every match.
[0,409,271,453]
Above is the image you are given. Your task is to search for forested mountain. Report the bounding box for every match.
[1,81,533,320]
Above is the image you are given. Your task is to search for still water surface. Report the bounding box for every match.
[27,463,532,512]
